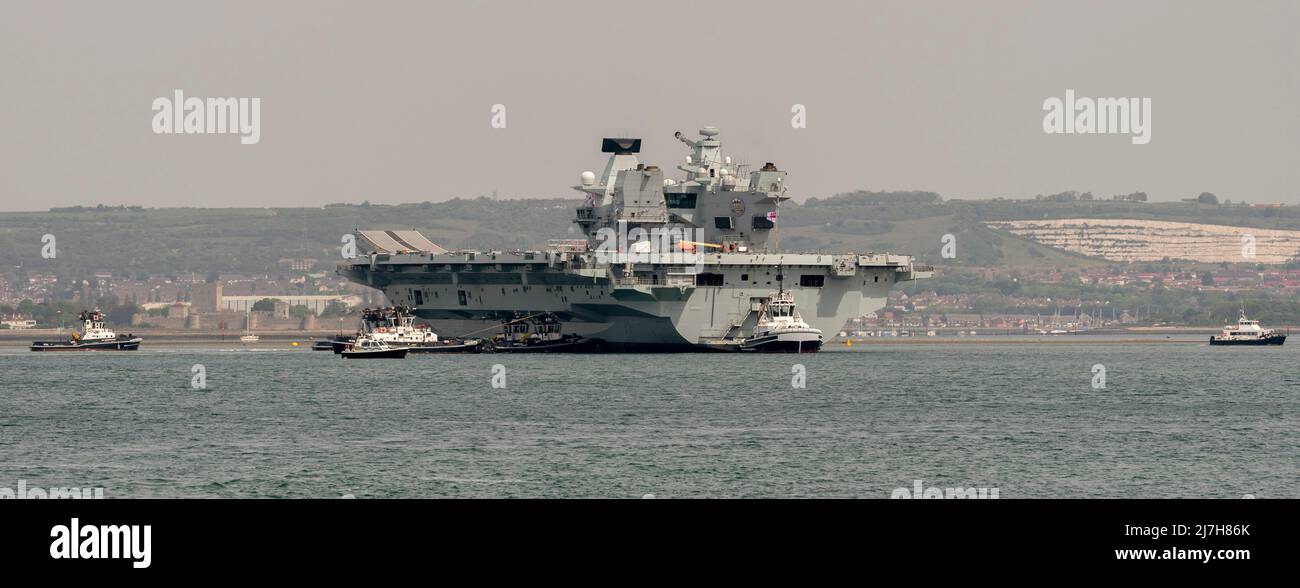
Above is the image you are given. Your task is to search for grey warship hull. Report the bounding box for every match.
[339,250,928,351]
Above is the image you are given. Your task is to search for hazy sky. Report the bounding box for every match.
[2,0,1297,211]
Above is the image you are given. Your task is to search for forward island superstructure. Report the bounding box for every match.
[338,127,932,351]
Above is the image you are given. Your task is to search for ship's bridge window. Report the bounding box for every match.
[751,215,775,230]
[665,192,697,209]
[714,217,734,230]
[800,275,825,287]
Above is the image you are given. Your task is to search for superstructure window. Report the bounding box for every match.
[800,275,825,287]
[751,215,775,229]
[714,217,734,230]
[665,192,697,209]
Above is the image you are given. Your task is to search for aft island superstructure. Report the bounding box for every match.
[338,127,932,351]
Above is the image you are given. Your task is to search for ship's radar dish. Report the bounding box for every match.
[700,126,720,137]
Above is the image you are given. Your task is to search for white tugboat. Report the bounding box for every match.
[1209,309,1286,346]
[331,306,481,353]
[29,309,142,351]
[740,269,823,353]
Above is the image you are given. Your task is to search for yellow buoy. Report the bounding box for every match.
[845,339,852,347]
[291,341,299,347]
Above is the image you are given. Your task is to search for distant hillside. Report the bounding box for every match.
[990,218,1300,263]
[783,191,1300,266]
[4,193,1299,281]
[0,199,576,280]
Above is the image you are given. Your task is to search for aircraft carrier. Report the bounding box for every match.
[337,127,932,351]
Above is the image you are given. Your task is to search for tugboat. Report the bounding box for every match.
[1209,310,1286,346]
[486,312,592,353]
[331,307,429,353]
[740,271,823,353]
[339,336,408,359]
[29,309,142,351]
[330,306,481,353]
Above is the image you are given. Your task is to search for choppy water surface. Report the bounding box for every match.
[0,339,1295,498]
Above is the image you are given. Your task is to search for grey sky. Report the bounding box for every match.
[2,0,1297,211]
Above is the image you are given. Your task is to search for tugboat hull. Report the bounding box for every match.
[740,330,823,353]
[1209,334,1286,346]
[486,336,599,353]
[30,338,142,351]
[340,347,408,359]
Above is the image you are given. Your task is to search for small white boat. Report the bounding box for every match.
[340,337,408,359]
[239,308,259,343]
[1210,309,1286,346]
